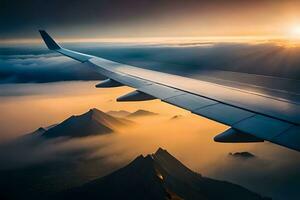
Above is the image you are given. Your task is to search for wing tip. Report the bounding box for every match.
[39,30,61,50]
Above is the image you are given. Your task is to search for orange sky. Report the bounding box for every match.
[2,1,300,43]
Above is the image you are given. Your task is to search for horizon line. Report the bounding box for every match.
[1,35,300,46]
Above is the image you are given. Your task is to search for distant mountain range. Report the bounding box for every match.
[21,108,158,139]
[57,148,269,200]
[106,110,131,118]
[107,109,157,118]
[26,108,132,139]
[127,109,158,118]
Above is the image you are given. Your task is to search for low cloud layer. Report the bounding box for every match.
[0,49,104,83]
[1,42,300,85]
[0,113,299,200]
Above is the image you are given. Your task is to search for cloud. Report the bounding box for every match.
[1,42,300,85]
[206,145,300,200]
[0,49,104,84]
[0,108,299,199]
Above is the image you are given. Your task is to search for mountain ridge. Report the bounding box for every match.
[38,108,131,138]
[57,148,269,200]
[127,109,158,118]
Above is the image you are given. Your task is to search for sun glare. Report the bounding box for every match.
[289,25,300,39]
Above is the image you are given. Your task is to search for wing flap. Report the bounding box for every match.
[138,84,185,100]
[193,104,255,126]
[163,93,218,111]
[272,126,300,151]
[233,115,292,140]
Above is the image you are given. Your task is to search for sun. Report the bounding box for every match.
[289,26,300,39]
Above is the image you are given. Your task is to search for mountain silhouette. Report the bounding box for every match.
[127,109,158,118]
[30,127,46,136]
[169,115,184,120]
[229,152,256,159]
[57,148,269,200]
[106,110,131,118]
[42,108,131,138]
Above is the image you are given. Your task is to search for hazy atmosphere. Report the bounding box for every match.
[0,81,300,200]
[1,31,300,200]
[1,0,300,200]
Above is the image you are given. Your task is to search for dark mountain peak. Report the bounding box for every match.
[58,148,268,200]
[84,108,107,118]
[155,147,166,154]
[86,108,95,116]
[42,108,131,138]
[127,154,155,170]
[89,108,97,112]
[154,147,173,159]
[135,154,145,160]
[19,127,47,141]
[127,109,158,118]
[170,115,183,120]
[154,148,182,166]
[89,108,105,114]
[37,127,46,132]
[26,127,47,136]
[130,154,146,164]
[153,148,200,182]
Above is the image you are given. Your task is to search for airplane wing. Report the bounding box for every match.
[39,30,300,152]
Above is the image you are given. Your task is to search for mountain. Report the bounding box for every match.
[57,148,269,200]
[106,110,131,118]
[42,108,131,138]
[229,152,256,159]
[30,127,46,136]
[127,109,158,118]
[170,115,183,120]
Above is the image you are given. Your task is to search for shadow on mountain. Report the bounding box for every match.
[57,148,269,200]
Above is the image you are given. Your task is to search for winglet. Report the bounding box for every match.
[39,30,61,50]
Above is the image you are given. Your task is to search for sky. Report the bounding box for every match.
[1,0,300,42]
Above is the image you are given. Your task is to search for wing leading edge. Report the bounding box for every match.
[39,30,300,152]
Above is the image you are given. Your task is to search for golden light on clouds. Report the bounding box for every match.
[0,81,216,138]
[0,81,295,177]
